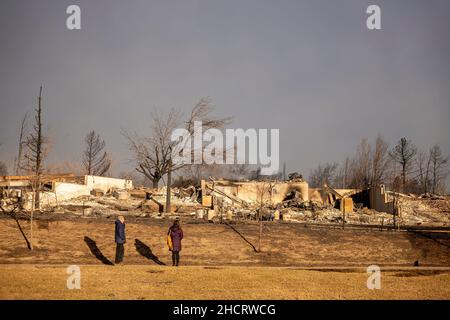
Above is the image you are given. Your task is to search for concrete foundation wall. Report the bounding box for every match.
[38,182,91,208]
[21,175,133,209]
[210,180,309,205]
[85,176,133,193]
[369,185,394,214]
[340,198,354,214]
[54,182,91,200]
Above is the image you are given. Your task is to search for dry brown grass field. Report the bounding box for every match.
[1,265,449,299]
[0,216,449,299]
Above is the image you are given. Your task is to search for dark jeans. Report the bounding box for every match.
[172,251,180,266]
[115,243,124,264]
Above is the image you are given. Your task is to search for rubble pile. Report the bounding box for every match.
[1,173,449,228]
[396,196,450,226]
[51,185,202,217]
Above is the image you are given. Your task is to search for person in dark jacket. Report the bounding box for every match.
[168,219,183,266]
[115,215,126,264]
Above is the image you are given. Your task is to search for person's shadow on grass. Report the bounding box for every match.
[84,236,114,265]
[135,239,166,265]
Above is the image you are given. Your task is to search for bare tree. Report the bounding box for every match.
[371,134,391,186]
[23,86,47,250]
[415,151,431,194]
[123,108,182,188]
[352,138,372,189]
[334,137,391,190]
[124,98,231,188]
[428,145,449,194]
[180,97,233,186]
[335,157,351,188]
[82,130,112,176]
[185,97,232,135]
[389,137,417,192]
[309,162,338,188]
[24,87,46,177]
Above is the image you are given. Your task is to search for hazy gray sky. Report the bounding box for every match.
[1,0,449,186]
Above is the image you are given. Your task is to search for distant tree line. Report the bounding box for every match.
[308,135,449,195]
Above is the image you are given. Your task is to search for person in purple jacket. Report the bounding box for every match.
[168,218,184,266]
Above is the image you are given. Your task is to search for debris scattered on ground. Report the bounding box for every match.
[1,174,448,227]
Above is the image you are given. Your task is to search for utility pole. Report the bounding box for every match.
[165,152,172,214]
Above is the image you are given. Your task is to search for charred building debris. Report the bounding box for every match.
[0,172,449,228]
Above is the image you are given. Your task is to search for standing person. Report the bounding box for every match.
[168,218,183,266]
[115,215,126,265]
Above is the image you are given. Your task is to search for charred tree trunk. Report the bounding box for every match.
[27,86,44,250]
